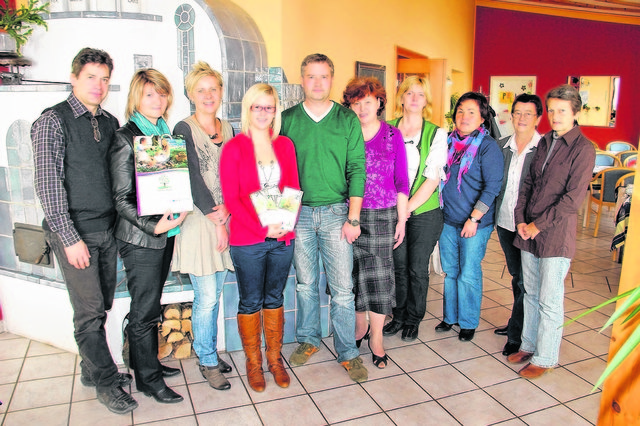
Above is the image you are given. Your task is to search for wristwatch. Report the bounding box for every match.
[469,216,481,224]
[347,218,360,227]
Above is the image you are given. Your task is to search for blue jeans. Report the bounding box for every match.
[440,223,492,329]
[496,226,525,345]
[190,271,227,367]
[230,239,294,314]
[520,251,571,368]
[293,203,359,363]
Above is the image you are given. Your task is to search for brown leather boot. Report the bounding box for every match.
[237,311,266,392]
[263,307,290,388]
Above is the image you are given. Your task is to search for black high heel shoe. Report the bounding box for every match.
[356,324,370,348]
[368,340,388,369]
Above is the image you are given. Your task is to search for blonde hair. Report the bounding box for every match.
[241,83,281,140]
[184,61,223,99]
[125,69,173,120]
[393,76,433,120]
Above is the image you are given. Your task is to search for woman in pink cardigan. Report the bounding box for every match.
[220,83,299,393]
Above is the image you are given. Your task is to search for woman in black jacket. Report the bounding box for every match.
[109,69,186,404]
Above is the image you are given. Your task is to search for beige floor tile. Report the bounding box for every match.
[564,357,607,387]
[280,341,336,368]
[388,400,460,425]
[68,398,133,426]
[484,288,516,305]
[141,415,198,425]
[131,384,194,424]
[471,329,505,355]
[564,298,589,313]
[483,278,510,292]
[0,383,15,414]
[564,330,612,356]
[426,336,486,364]
[357,353,404,381]
[3,403,69,426]
[187,377,250,413]
[494,419,527,425]
[410,365,477,399]
[0,359,23,385]
[179,357,207,385]
[255,394,325,426]
[0,338,29,361]
[197,405,261,425]
[454,354,518,388]
[26,341,67,357]
[239,367,306,403]
[292,359,354,393]
[565,392,602,424]
[337,412,395,425]
[565,290,611,308]
[481,296,501,310]
[520,404,592,425]
[386,343,446,373]
[484,378,558,416]
[417,317,455,342]
[559,340,597,365]
[0,333,22,341]
[439,389,514,425]
[19,352,76,381]
[425,299,443,318]
[529,367,594,403]
[562,316,591,336]
[8,375,73,411]
[71,374,98,402]
[311,383,381,424]
[479,306,513,328]
[362,374,431,410]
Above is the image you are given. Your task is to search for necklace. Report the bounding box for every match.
[258,160,275,188]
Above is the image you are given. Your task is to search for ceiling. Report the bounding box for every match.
[478,0,640,22]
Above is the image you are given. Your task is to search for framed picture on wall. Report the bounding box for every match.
[490,76,536,137]
[355,61,386,117]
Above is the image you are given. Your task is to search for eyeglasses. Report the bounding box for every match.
[90,116,101,142]
[512,112,536,119]
[250,105,276,113]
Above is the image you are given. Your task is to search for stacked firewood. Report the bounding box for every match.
[158,303,193,359]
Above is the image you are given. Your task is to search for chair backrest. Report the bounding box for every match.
[624,154,637,167]
[601,168,636,203]
[616,172,635,189]
[595,152,620,167]
[606,141,636,152]
[618,150,637,163]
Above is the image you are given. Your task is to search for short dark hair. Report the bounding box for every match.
[71,47,114,77]
[300,53,334,77]
[453,92,491,128]
[546,84,582,114]
[342,77,386,116]
[511,93,543,116]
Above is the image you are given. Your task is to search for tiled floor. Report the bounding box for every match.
[0,209,622,425]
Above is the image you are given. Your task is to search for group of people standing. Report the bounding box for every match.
[31,46,594,416]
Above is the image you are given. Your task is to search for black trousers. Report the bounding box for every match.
[496,226,524,345]
[46,229,119,388]
[118,237,174,392]
[392,208,444,326]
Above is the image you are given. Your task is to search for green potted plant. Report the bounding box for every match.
[0,0,49,55]
[564,284,640,390]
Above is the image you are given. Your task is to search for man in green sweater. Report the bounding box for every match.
[281,53,368,382]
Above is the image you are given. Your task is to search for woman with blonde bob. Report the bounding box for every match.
[172,62,235,391]
[110,69,187,403]
[383,76,448,342]
[220,83,300,392]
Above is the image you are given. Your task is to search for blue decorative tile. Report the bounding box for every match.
[0,168,9,202]
[8,168,22,202]
[223,282,239,318]
[0,235,17,270]
[227,71,244,103]
[284,310,296,344]
[226,102,242,119]
[242,40,259,71]
[0,204,13,235]
[224,317,242,352]
[244,72,256,92]
[7,149,20,167]
[224,38,244,71]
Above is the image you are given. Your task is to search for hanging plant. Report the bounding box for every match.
[0,0,50,55]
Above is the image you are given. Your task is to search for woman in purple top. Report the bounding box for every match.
[342,77,409,368]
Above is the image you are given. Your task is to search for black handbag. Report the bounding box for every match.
[13,223,52,267]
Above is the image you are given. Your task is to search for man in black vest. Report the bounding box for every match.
[32,47,137,415]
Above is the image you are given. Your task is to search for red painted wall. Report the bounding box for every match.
[474,7,640,148]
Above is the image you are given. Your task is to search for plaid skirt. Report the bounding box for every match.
[353,206,397,315]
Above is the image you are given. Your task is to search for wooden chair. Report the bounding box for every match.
[586,167,635,237]
[617,150,637,165]
[606,141,636,153]
[611,172,635,261]
[624,154,637,167]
